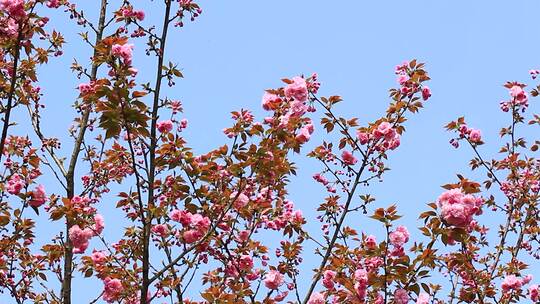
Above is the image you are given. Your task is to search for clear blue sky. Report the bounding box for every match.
[5,0,540,302]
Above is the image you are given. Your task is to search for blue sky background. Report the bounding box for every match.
[4,0,540,302]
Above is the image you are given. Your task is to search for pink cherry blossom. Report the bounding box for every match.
[274,291,288,302]
[78,83,93,95]
[262,92,282,111]
[341,150,357,166]
[354,268,368,298]
[93,214,105,235]
[284,76,308,102]
[370,122,401,151]
[307,292,325,304]
[510,85,528,105]
[157,120,173,133]
[238,255,253,271]
[422,86,431,101]
[170,209,192,225]
[374,122,393,138]
[1,17,18,37]
[501,275,523,292]
[103,278,123,303]
[128,67,138,77]
[355,268,368,284]
[529,284,539,301]
[179,118,188,129]
[182,229,202,243]
[0,0,25,19]
[437,188,483,228]
[365,235,377,249]
[111,43,134,64]
[231,191,249,209]
[389,225,410,247]
[357,131,370,145]
[264,270,284,290]
[91,250,107,265]
[135,10,145,20]
[458,124,469,136]
[6,174,24,195]
[246,270,260,281]
[191,213,210,230]
[469,129,482,143]
[46,0,60,8]
[69,225,94,254]
[394,288,409,304]
[121,7,145,21]
[296,123,314,143]
[322,270,336,289]
[151,224,169,237]
[28,184,47,207]
[416,293,429,304]
[289,98,309,116]
[169,100,183,113]
[397,74,408,85]
[313,173,329,185]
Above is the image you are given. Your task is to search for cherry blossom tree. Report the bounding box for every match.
[0,0,539,304]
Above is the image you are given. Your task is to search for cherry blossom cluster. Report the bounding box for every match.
[1,0,61,42]
[260,74,319,145]
[3,136,47,208]
[395,60,431,101]
[446,118,483,148]
[389,225,410,256]
[357,121,401,152]
[103,277,123,303]
[8,0,540,299]
[156,120,174,133]
[530,284,539,302]
[263,200,304,230]
[170,209,210,243]
[64,196,105,253]
[77,82,96,96]
[500,167,540,200]
[437,188,483,229]
[312,172,338,193]
[174,0,203,27]
[264,269,284,290]
[111,43,134,66]
[497,274,540,303]
[500,82,529,112]
[5,175,46,207]
[0,0,25,19]
[306,206,433,304]
[120,6,145,21]
[68,215,104,253]
[502,274,533,292]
